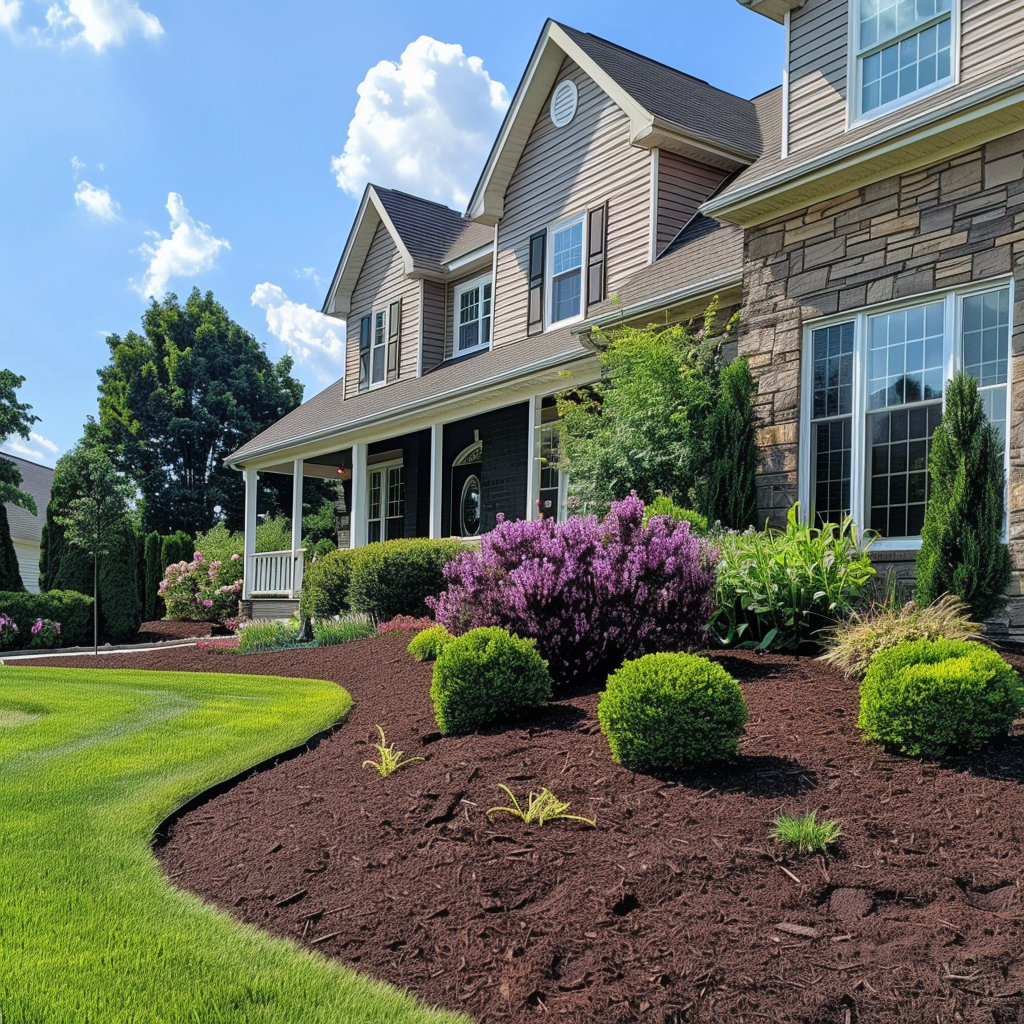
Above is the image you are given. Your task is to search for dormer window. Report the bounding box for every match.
[549,215,584,325]
[453,275,492,356]
[854,0,955,121]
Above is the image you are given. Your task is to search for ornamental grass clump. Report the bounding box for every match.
[769,811,842,855]
[858,638,1024,758]
[712,504,875,651]
[408,625,454,662]
[313,614,376,647]
[428,494,717,681]
[430,627,552,735]
[598,652,747,773]
[236,619,299,654]
[821,594,982,680]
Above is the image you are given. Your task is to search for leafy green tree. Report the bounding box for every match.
[85,288,318,536]
[915,373,1012,620]
[1,369,41,592]
[556,307,759,528]
[51,446,139,649]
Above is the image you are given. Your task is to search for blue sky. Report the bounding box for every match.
[0,0,782,467]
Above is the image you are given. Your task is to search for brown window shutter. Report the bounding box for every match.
[358,315,371,392]
[586,203,607,307]
[386,299,402,382]
[527,230,546,336]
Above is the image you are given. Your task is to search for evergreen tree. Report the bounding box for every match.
[144,531,163,621]
[0,505,23,592]
[160,531,194,574]
[915,373,1012,620]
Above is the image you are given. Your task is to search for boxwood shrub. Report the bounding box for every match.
[858,638,1024,758]
[408,625,453,662]
[299,548,356,619]
[430,627,552,735]
[0,590,93,649]
[598,652,748,772]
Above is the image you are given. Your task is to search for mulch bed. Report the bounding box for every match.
[27,636,1024,1023]
[134,620,226,643]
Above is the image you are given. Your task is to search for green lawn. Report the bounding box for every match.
[0,664,470,1024]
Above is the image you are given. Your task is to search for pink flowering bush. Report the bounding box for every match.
[0,612,18,650]
[27,618,61,649]
[428,494,717,681]
[160,550,243,622]
[377,615,435,635]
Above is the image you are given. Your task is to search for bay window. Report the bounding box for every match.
[803,283,1011,547]
[854,0,955,121]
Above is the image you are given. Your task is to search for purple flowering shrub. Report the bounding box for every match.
[427,494,717,681]
[160,551,243,622]
[27,618,61,649]
[0,612,18,650]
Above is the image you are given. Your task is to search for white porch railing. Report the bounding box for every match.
[249,549,305,598]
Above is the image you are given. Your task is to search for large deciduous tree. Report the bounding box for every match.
[0,369,41,592]
[85,288,307,537]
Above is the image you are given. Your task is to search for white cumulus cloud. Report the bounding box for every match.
[332,35,509,209]
[2,0,161,50]
[74,180,120,220]
[2,431,60,466]
[133,192,230,300]
[251,283,345,382]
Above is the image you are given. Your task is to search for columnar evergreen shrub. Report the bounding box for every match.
[96,523,142,641]
[712,505,875,650]
[143,531,162,621]
[0,505,24,592]
[858,638,1024,758]
[430,627,552,735]
[160,531,194,575]
[915,373,1012,621]
[429,494,717,681]
[408,625,453,662]
[347,538,467,621]
[0,590,92,647]
[598,652,747,772]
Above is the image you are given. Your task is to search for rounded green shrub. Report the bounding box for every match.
[299,547,356,619]
[598,652,747,772]
[430,627,552,735]
[858,638,1024,758]
[408,625,453,663]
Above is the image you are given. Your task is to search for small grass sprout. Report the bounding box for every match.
[769,810,842,855]
[487,784,595,827]
[361,725,425,777]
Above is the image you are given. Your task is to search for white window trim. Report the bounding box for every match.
[369,308,388,389]
[846,0,961,130]
[366,458,404,539]
[799,276,1014,551]
[546,212,586,330]
[451,273,493,359]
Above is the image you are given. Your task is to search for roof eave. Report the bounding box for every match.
[735,0,806,24]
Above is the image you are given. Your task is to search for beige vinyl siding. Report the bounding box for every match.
[656,152,729,255]
[788,0,849,154]
[493,56,651,348]
[788,0,1024,155]
[420,280,446,373]
[345,220,420,398]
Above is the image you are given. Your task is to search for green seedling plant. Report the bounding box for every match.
[362,725,425,777]
[487,784,595,827]
[769,810,842,855]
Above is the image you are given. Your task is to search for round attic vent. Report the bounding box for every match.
[550,79,578,127]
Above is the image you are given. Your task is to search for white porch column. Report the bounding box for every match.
[429,422,443,538]
[290,458,304,599]
[525,394,542,520]
[242,466,257,600]
[350,442,368,549]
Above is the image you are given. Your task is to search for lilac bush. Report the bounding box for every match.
[427,494,717,681]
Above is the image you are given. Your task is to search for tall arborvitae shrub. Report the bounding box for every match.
[97,523,141,641]
[0,505,24,592]
[696,357,760,530]
[143,530,162,621]
[915,373,1011,621]
[160,531,194,574]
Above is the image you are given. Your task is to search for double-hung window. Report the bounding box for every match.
[371,311,387,385]
[549,215,584,325]
[367,462,404,542]
[854,0,955,121]
[453,275,492,356]
[804,283,1011,547]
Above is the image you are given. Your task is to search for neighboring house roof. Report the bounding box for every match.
[1,454,52,545]
[322,184,493,318]
[467,19,761,224]
[583,215,745,330]
[227,328,591,466]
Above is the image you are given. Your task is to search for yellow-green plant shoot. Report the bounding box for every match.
[487,784,595,827]
[361,725,425,777]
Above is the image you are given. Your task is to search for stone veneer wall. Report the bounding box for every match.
[739,129,1024,626]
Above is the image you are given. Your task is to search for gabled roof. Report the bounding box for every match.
[322,185,493,318]
[2,454,53,545]
[466,20,761,224]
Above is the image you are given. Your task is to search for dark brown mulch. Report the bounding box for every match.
[28,637,1024,1024]
[135,620,225,643]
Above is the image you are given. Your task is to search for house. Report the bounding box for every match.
[1,454,53,594]
[228,4,1024,628]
